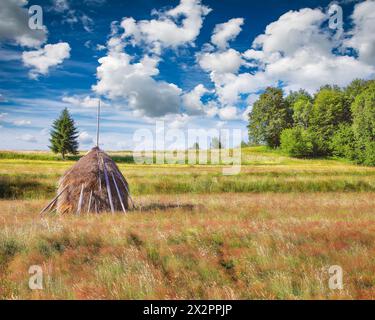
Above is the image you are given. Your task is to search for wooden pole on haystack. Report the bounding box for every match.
[96,99,101,148]
[39,185,68,215]
[111,172,126,213]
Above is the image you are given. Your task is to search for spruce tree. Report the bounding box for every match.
[49,108,79,159]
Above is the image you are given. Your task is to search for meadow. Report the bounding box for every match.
[0,147,374,299]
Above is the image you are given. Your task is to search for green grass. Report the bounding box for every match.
[0,148,374,199]
[0,151,135,163]
[0,146,366,165]
[0,151,80,161]
[1,169,375,199]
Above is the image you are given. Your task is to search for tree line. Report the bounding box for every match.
[247,79,375,166]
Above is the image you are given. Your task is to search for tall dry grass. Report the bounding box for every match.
[0,193,374,299]
[0,149,374,299]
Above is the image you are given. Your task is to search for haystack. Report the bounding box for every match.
[41,147,133,214]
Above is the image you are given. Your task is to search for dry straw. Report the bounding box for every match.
[40,147,134,215]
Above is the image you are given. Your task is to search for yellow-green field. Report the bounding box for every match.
[0,147,375,299]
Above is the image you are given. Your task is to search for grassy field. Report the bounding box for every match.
[0,147,375,299]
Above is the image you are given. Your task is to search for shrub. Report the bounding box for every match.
[330,124,356,160]
[363,141,375,166]
[280,127,314,158]
[0,238,23,269]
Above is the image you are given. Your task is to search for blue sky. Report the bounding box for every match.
[0,0,374,150]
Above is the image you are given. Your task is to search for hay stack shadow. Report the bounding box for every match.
[41,147,134,215]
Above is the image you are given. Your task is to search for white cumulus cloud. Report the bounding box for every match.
[218,106,239,121]
[246,7,375,93]
[345,0,375,66]
[182,84,211,115]
[93,50,182,117]
[62,95,107,108]
[22,42,71,79]
[211,18,244,49]
[120,0,211,52]
[197,48,243,74]
[78,131,94,145]
[167,113,191,129]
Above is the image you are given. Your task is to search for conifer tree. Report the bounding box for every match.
[49,108,79,159]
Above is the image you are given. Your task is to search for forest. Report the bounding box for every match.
[248,79,375,166]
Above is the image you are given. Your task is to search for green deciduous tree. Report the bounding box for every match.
[49,108,79,159]
[280,127,314,158]
[290,92,313,129]
[344,79,372,106]
[351,83,375,165]
[248,87,292,148]
[330,124,356,160]
[310,87,350,156]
